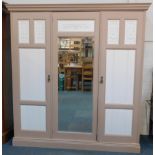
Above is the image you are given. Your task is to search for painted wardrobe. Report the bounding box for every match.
[6,3,150,153]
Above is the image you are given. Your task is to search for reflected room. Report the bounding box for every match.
[58,37,94,132]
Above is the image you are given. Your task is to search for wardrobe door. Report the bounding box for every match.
[98,12,145,143]
[11,13,51,138]
[52,12,99,141]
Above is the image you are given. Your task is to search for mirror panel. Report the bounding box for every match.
[58,37,94,132]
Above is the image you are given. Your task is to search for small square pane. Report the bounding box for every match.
[18,20,29,43]
[125,20,137,44]
[105,109,133,136]
[21,105,46,131]
[34,20,45,44]
[107,20,120,44]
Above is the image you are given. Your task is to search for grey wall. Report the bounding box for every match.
[3,0,153,135]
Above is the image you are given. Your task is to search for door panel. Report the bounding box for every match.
[11,12,51,138]
[105,109,133,136]
[18,20,30,44]
[98,12,144,143]
[21,105,46,131]
[52,12,99,140]
[34,20,45,44]
[105,49,135,105]
[107,20,120,45]
[58,20,95,32]
[124,20,137,45]
[19,48,46,101]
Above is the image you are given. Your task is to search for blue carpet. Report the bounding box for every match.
[2,136,152,155]
[58,91,92,132]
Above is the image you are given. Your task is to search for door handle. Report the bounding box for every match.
[48,74,51,82]
[100,76,103,84]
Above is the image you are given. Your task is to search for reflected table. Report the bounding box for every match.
[64,64,82,90]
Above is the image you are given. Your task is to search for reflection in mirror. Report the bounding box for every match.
[58,37,94,132]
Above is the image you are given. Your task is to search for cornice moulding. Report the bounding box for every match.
[5,3,151,12]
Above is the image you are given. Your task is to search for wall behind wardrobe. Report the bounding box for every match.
[3,0,153,135]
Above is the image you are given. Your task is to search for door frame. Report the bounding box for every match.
[51,12,100,141]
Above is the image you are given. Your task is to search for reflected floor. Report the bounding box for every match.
[58,91,92,132]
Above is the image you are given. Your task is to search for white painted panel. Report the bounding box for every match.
[21,105,46,131]
[58,20,94,32]
[19,48,46,101]
[125,20,137,44]
[18,20,29,43]
[107,20,120,44]
[105,50,135,105]
[105,109,133,136]
[34,20,45,44]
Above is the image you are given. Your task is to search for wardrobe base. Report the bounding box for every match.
[13,137,140,153]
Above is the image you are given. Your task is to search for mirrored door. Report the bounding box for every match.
[52,12,99,141]
[58,37,94,133]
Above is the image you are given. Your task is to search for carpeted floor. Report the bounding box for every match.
[2,136,153,155]
[58,91,92,132]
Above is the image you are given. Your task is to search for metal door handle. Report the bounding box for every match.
[48,75,51,82]
[100,76,103,84]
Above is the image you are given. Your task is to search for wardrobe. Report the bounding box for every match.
[6,3,150,153]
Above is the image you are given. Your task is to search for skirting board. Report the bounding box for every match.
[13,137,140,153]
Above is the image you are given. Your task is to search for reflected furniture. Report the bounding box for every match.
[64,64,82,90]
